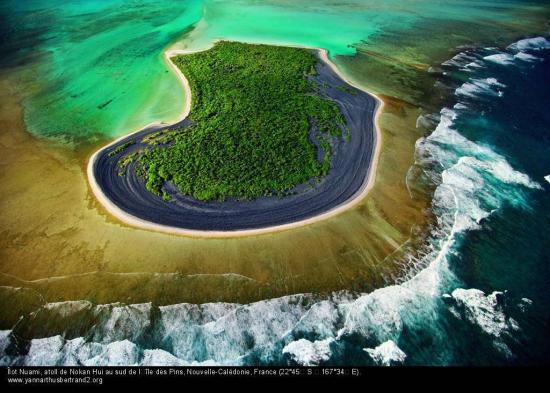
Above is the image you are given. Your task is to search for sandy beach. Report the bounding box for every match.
[87,43,385,238]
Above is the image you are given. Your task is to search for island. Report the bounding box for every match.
[88,42,381,236]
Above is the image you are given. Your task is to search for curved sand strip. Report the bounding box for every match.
[87,43,384,238]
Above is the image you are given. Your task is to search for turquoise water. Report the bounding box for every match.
[2,0,202,140]
[0,1,549,366]
[1,0,547,139]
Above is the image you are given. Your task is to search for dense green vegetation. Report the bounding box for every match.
[136,42,346,201]
[118,152,138,176]
[108,141,134,157]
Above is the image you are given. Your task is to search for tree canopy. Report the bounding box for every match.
[136,42,346,201]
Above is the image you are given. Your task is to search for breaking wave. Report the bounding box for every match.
[447,36,549,73]
[483,53,515,65]
[455,78,505,97]
[364,340,407,366]
[507,36,550,51]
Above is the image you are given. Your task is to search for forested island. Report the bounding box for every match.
[90,42,378,232]
[123,42,347,201]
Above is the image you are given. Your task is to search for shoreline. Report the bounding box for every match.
[87,42,385,238]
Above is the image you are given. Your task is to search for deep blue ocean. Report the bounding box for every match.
[444,37,550,365]
[1,36,548,367]
[403,36,550,365]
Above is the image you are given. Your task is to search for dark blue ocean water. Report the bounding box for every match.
[0,36,548,367]
[399,36,550,365]
[442,38,550,365]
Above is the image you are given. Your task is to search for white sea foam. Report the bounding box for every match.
[455,83,479,97]
[43,300,94,318]
[140,349,221,366]
[24,336,66,366]
[420,105,541,233]
[455,78,505,97]
[282,338,333,366]
[514,52,540,62]
[442,52,477,67]
[544,175,550,184]
[92,303,152,344]
[0,331,11,359]
[462,61,484,71]
[485,160,541,189]
[508,36,550,52]
[449,289,515,337]
[364,340,407,366]
[518,298,533,313]
[447,289,521,357]
[57,337,91,366]
[0,331,17,366]
[82,340,140,366]
[159,295,317,364]
[140,349,187,366]
[483,53,515,65]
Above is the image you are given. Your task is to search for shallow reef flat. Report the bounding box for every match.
[1,1,547,308]
[0,71,408,305]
